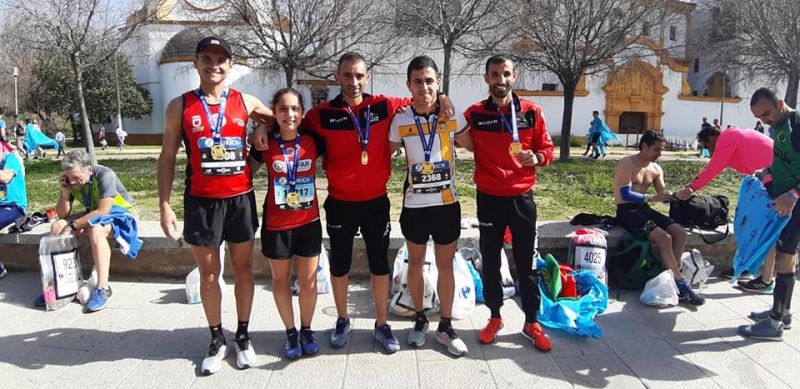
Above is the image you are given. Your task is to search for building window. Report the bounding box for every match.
[642,21,651,36]
[669,26,676,41]
[693,58,700,73]
[542,83,557,91]
[311,89,327,106]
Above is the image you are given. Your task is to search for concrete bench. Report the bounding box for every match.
[0,220,734,278]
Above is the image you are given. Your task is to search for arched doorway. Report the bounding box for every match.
[603,60,668,133]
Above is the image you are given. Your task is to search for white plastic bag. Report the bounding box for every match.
[451,252,476,320]
[390,243,440,317]
[39,234,83,311]
[640,269,679,307]
[185,244,226,304]
[681,249,714,288]
[567,229,608,285]
[316,245,332,294]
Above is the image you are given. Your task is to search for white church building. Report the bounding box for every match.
[119,0,780,145]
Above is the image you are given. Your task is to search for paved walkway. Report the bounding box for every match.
[2,271,797,388]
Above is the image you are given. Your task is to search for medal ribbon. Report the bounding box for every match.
[345,105,371,154]
[411,104,439,163]
[497,98,520,143]
[276,133,301,192]
[82,175,93,213]
[197,88,228,146]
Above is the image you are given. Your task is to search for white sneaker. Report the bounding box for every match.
[235,337,256,369]
[201,339,229,375]
[435,328,468,357]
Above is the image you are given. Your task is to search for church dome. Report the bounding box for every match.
[159,27,225,64]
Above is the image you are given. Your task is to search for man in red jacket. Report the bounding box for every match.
[458,55,555,352]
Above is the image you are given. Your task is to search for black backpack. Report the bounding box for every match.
[669,194,729,243]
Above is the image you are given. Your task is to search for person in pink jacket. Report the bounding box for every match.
[675,126,776,293]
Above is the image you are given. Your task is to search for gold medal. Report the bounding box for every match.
[286,191,301,207]
[361,151,369,165]
[210,145,226,160]
[421,162,434,175]
[509,142,523,156]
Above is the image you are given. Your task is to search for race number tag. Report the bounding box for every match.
[411,161,451,193]
[199,137,246,176]
[51,250,80,298]
[274,175,315,210]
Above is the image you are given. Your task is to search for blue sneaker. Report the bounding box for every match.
[0,262,7,279]
[374,323,400,354]
[300,330,320,355]
[330,318,352,349]
[739,318,784,341]
[283,335,302,360]
[85,286,112,312]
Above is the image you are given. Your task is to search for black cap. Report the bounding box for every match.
[195,36,232,59]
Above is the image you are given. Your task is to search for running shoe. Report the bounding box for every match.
[678,287,706,306]
[300,329,320,355]
[85,285,113,312]
[374,323,400,354]
[435,326,468,356]
[284,335,302,360]
[739,319,783,341]
[0,262,7,279]
[330,317,352,349]
[521,322,552,352]
[478,317,504,344]
[234,336,256,369]
[738,276,774,294]
[407,318,429,347]
[750,310,792,329]
[201,338,228,375]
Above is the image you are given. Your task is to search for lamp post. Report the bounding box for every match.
[719,69,726,126]
[13,66,18,115]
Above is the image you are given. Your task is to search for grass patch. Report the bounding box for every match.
[23,157,742,221]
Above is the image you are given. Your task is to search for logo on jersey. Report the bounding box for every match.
[278,177,288,185]
[191,115,203,133]
[233,118,246,127]
[273,158,313,173]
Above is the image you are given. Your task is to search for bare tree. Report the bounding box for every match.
[493,0,677,161]
[692,0,800,108]
[227,0,403,87]
[0,0,157,163]
[390,0,505,94]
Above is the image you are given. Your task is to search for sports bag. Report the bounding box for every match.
[669,194,729,243]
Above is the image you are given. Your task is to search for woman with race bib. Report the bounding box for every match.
[250,88,325,360]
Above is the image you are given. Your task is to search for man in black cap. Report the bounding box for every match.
[158,36,273,374]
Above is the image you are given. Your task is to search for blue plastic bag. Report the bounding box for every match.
[732,176,790,280]
[465,259,484,303]
[538,264,608,338]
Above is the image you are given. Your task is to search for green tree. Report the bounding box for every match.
[29,55,152,128]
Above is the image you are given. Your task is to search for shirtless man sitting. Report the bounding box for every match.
[613,130,705,306]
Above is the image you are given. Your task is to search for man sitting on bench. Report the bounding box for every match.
[613,130,705,306]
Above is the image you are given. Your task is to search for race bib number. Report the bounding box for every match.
[274,175,315,210]
[411,161,451,193]
[52,250,80,298]
[199,137,246,176]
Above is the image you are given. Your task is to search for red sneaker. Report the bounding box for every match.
[478,317,504,344]
[522,322,552,352]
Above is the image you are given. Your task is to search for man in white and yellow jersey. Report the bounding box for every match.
[389,55,471,356]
